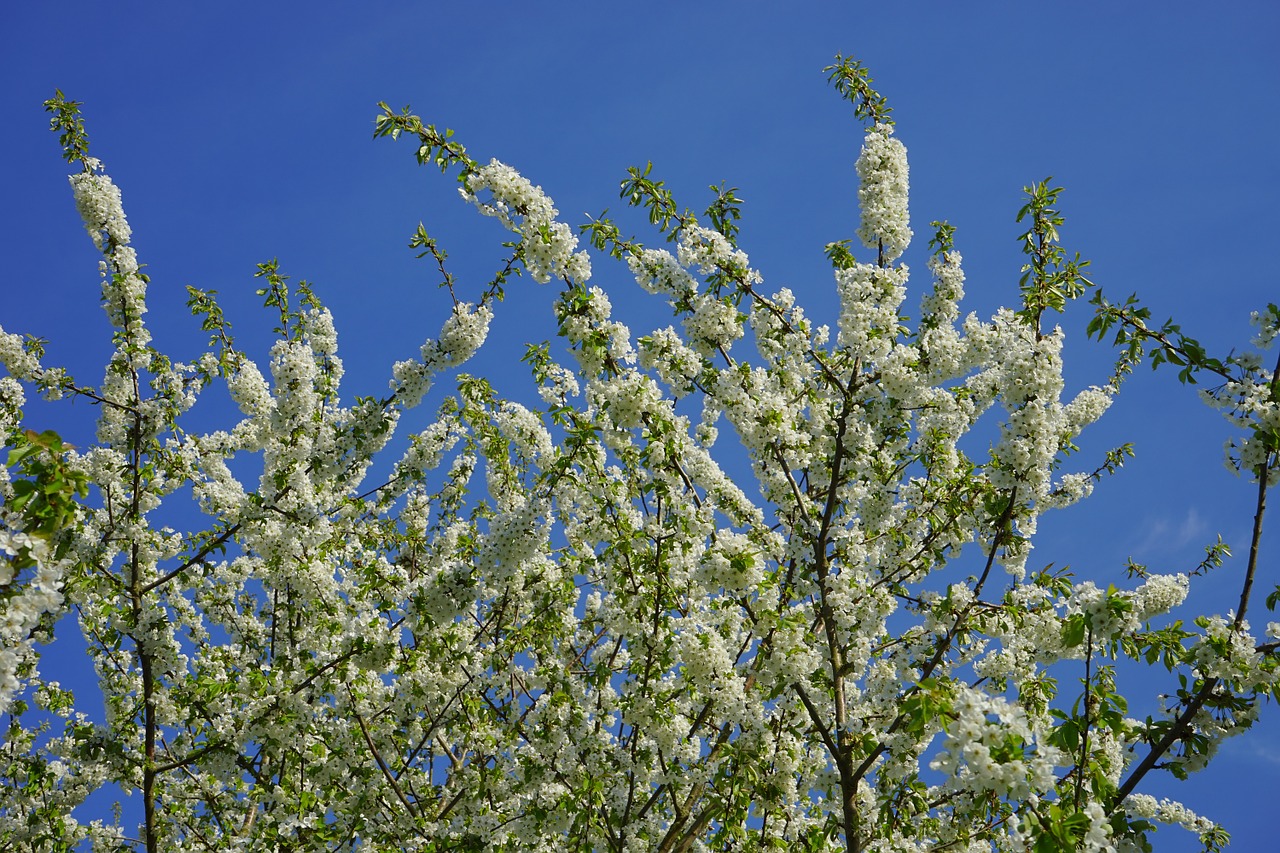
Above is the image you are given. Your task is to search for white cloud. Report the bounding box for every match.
[1221,733,1280,767]
[1130,507,1209,559]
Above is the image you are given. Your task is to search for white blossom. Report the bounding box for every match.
[856,122,912,262]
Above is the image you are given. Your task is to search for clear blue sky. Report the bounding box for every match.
[2,3,1278,850]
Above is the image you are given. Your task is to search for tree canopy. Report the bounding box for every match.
[2,56,1279,853]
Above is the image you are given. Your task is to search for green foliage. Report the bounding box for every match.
[620,160,686,238]
[3,428,88,568]
[703,182,744,244]
[928,220,956,256]
[373,103,476,178]
[1016,178,1094,329]
[823,238,858,270]
[42,90,90,165]
[823,54,893,126]
[1086,290,1229,385]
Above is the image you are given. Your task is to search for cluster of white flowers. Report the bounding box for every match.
[270,339,320,417]
[1007,801,1113,853]
[1079,801,1116,852]
[1250,306,1280,349]
[856,123,912,262]
[1191,615,1265,688]
[1062,385,1113,434]
[1203,373,1279,430]
[436,300,493,366]
[673,623,736,695]
[921,250,964,328]
[834,261,908,361]
[966,314,1097,514]
[974,584,1068,682]
[1040,471,1094,511]
[1188,309,1280,484]
[393,417,461,481]
[915,250,968,383]
[1133,573,1189,621]
[676,224,760,283]
[627,247,698,302]
[391,301,493,407]
[100,252,150,344]
[494,401,554,461]
[691,531,762,594]
[1124,793,1217,836]
[682,294,743,357]
[475,495,549,583]
[930,684,1061,800]
[0,329,41,381]
[0,531,64,714]
[69,161,151,346]
[751,286,824,359]
[556,285,635,376]
[535,360,580,406]
[1066,581,1142,641]
[707,363,807,461]
[302,306,344,397]
[1204,374,1280,484]
[587,371,664,432]
[68,159,131,250]
[1223,433,1278,483]
[637,327,703,396]
[463,159,591,284]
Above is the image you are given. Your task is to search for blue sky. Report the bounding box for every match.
[3,3,1278,849]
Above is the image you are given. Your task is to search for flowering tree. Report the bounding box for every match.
[2,56,1278,853]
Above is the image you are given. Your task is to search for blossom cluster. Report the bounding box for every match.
[856,123,912,262]
[68,158,131,250]
[70,159,150,346]
[1124,794,1216,836]
[0,528,64,713]
[930,685,1061,800]
[627,246,698,301]
[391,301,493,407]
[676,224,760,283]
[463,159,591,284]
